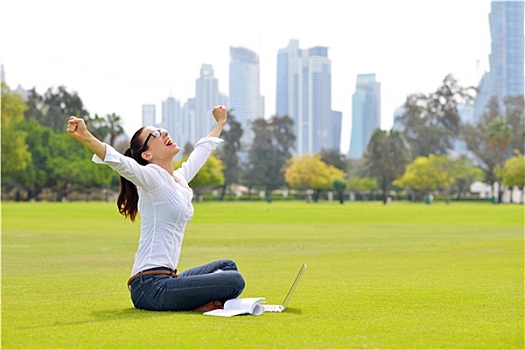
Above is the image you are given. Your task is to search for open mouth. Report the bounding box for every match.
[166,138,175,147]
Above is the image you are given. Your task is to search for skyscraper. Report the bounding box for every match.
[161,96,183,151]
[229,47,264,148]
[142,104,156,126]
[195,64,222,142]
[474,0,524,122]
[276,39,340,155]
[348,73,381,159]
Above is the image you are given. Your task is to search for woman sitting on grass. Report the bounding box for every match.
[66,105,245,312]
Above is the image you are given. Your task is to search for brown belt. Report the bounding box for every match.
[127,269,179,288]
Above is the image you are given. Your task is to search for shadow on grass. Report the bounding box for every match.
[19,306,304,330]
[280,307,302,315]
[18,308,202,329]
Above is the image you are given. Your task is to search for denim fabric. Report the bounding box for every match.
[130,259,245,311]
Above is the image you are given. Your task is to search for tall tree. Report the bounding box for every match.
[365,128,411,204]
[105,113,125,147]
[502,95,525,155]
[246,116,295,198]
[320,148,348,172]
[217,113,243,200]
[396,74,474,159]
[1,83,32,189]
[25,85,89,133]
[462,95,522,203]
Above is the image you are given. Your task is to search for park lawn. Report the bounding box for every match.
[1,201,523,349]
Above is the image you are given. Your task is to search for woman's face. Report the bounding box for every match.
[139,126,180,162]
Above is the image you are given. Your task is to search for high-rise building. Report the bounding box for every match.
[161,96,183,149]
[229,47,264,148]
[474,0,524,122]
[1,64,5,83]
[142,104,156,126]
[348,73,381,159]
[276,39,340,155]
[182,98,196,151]
[195,64,223,142]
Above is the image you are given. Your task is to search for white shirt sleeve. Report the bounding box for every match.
[175,136,223,183]
[92,144,161,191]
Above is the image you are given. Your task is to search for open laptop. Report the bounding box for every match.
[263,263,307,313]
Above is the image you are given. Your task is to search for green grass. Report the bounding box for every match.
[2,201,523,349]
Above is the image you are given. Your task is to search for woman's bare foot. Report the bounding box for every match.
[194,300,223,312]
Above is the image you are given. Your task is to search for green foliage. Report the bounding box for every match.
[173,153,225,192]
[1,82,31,182]
[319,148,348,172]
[217,112,243,198]
[2,202,523,349]
[462,95,524,196]
[24,85,89,132]
[86,112,125,146]
[396,74,475,159]
[283,154,344,191]
[347,177,378,201]
[331,178,347,204]
[394,155,446,193]
[247,116,295,196]
[395,154,485,202]
[500,151,525,189]
[1,83,122,200]
[365,128,411,203]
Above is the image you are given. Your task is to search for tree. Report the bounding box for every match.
[394,154,482,203]
[347,177,378,201]
[332,179,347,204]
[105,113,125,147]
[24,85,89,133]
[449,156,484,201]
[502,96,525,155]
[173,153,224,201]
[462,95,524,203]
[1,83,31,189]
[396,74,474,159]
[16,119,55,200]
[320,148,347,172]
[393,155,446,201]
[283,154,344,202]
[246,116,295,198]
[217,113,243,200]
[365,129,411,204]
[499,151,525,203]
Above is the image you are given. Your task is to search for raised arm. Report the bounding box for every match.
[67,116,106,160]
[208,105,228,138]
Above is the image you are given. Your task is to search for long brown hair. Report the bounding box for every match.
[117,127,149,222]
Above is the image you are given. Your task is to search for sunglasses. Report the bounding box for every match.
[135,129,167,151]
[141,129,165,150]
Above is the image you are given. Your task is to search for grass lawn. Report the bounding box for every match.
[2,201,523,349]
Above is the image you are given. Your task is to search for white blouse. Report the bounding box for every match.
[93,136,223,276]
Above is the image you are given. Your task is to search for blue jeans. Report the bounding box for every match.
[130,259,245,311]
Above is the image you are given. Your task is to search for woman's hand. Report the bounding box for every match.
[212,105,228,125]
[67,116,89,140]
[66,116,106,159]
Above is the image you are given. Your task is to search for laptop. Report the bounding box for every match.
[263,263,307,312]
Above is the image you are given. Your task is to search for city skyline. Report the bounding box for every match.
[1,0,495,153]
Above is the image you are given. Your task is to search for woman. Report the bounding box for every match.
[67,105,245,312]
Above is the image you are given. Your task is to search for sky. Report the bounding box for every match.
[1,0,494,153]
